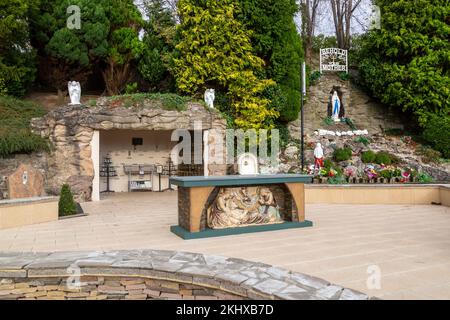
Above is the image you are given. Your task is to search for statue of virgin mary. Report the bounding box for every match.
[331,91,341,121]
[327,86,345,121]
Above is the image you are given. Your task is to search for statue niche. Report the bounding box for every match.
[327,86,345,121]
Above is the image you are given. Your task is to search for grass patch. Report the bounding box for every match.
[108,93,198,111]
[0,95,50,157]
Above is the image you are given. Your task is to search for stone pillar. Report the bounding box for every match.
[91,130,100,201]
[203,130,209,177]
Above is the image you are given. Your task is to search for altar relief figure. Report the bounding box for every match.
[207,186,282,229]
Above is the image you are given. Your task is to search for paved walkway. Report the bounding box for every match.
[0,192,449,300]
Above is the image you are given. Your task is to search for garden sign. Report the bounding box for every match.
[320,48,348,73]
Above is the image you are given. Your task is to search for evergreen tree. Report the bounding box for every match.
[359,0,450,157]
[0,0,39,97]
[237,0,304,122]
[174,0,277,129]
[138,0,177,91]
[29,0,143,95]
[58,184,77,216]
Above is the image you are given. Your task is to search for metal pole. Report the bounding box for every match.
[301,93,304,172]
[301,62,306,172]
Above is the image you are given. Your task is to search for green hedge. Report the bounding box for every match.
[0,96,49,157]
[423,115,450,159]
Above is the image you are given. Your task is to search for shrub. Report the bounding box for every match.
[338,72,350,81]
[418,172,433,184]
[354,136,370,146]
[380,169,394,179]
[108,93,193,111]
[328,175,346,185]
[0,96,49,157]
[58,184,77,217]
[375,151,392,165]
[323,159,333,170]
[333,148,352,162]
[323,117,334,126]
[423,115,450,159]
[309,71,322,86]
[361,150,376,163]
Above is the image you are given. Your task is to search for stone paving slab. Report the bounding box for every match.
[0,192,449,299]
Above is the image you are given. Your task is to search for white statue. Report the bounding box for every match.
[331,91,341,122]
[314,143,324,173]
[204,88,215,109]
[68,81,81,105]
[237,153,259,175]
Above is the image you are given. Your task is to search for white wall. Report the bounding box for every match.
[99,130,178,193]
[91,130,100,201]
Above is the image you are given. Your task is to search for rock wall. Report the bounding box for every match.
[27,99,227,201]
[288,73,404,138]
[0,250,371,300]
[276,133,450,182]
[0,153,49,200]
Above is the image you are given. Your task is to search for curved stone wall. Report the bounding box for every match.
[0,250,370,300]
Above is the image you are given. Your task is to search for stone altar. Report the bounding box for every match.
[170,174,313,239]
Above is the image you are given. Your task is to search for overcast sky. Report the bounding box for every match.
[294,0,374,36]
[135,0,374,36]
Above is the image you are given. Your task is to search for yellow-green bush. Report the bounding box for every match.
[173,0,278,129]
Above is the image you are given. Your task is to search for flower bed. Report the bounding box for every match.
[308,164,433,185]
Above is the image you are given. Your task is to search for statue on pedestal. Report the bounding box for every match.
[68,81,81,105]
[204,88,215,109]
[314,142,324,174]
[327,86,345,121]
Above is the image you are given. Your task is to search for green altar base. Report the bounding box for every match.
[170,220,313,240]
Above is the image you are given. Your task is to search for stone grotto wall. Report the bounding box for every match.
[0,250,371,300]
[288,73,404,138]
[282,72,449,181]
[23,98,227,201]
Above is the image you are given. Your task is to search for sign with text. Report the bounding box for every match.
[320,48,348,73]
